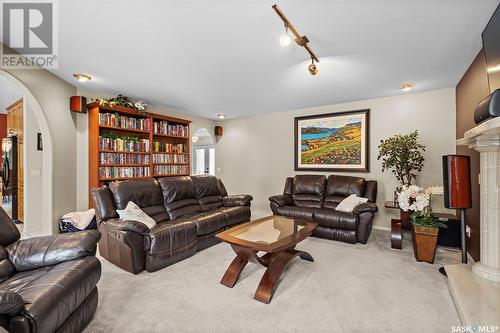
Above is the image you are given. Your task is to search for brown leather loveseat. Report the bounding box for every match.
[92,175,252,274]
[0,208,101,333]
[269,175,378,244]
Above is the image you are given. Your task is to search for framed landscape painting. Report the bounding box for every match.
[294,109,369,172]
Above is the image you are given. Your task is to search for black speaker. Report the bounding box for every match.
[474,89,500,124]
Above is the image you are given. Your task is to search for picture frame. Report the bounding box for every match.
[294,109,370,172]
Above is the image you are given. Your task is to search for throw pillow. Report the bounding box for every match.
[335,194,369,213]
[116,201,156,229]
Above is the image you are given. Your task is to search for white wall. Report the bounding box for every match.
[75,87,216,210]
[215,88,456,229]
[2,54,77,233]
[23,103,43,235]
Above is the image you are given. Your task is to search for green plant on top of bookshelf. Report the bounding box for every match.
[91,94,148,114]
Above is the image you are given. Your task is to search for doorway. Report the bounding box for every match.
[192,128,215,176]
[0,74,45,237]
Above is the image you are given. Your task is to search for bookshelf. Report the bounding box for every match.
[88,102,191,206]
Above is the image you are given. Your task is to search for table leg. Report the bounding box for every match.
[220,255,248,288]
[254,249,314,304]
[220,245,267,288]
[391,218,402,249]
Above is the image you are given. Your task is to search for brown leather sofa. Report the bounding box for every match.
[0,208,101,333]
[269,175,378,244]
[92,175,252,274]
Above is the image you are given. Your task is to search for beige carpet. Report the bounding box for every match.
[85,230,461,333]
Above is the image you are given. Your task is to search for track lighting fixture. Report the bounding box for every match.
[273,4,320,75]
[308,58,318,75]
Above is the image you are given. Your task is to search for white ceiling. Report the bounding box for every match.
[50,0,499,119]
[0,75,22,114]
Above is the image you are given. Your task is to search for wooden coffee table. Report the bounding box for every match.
[216,216,318,304]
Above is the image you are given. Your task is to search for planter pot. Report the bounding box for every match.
[412,225,439,264]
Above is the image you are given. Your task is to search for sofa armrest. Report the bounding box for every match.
[353,202,378,215]
[223,195,253,207]
[0,291,24,316]
[6,230,101,272]
[269,194,294,207]
[103,219,151,235]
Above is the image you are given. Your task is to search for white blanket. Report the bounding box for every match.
[62,208,95,230]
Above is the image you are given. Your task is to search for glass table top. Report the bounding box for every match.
[227,216,306,245]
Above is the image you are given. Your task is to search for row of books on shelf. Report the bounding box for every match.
[99,152,150,165]
[153,121,188,137]
[153,142,187,153]
[98,166,150,179]
[152,153,188,164]
[100,112,151,131]
[99,136,150,152]
[154,165,189,175]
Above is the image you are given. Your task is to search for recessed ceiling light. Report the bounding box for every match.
[400,83,415,92]
[217,114,225,119]
[73,73,92,82]
[487,64,500,73]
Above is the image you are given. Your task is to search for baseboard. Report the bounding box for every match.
[373,225,391,231]
[251,209,271,220]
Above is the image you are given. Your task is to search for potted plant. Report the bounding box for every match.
[378,130,426,187]
[398,185,446,263]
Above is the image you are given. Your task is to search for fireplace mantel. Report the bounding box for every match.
[446,116,500,326]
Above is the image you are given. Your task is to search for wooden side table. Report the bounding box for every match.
[385,201,460,250]
[385,201,411,250]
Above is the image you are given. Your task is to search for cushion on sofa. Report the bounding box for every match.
[219,206,251,227]
[158,177,203,220]
[323,195,345,210]
[179,212,226,236]
[109,179,169,223]
[314,209,358,230]
[116,201,156,229]
[0,246,14,284]
[0,257,101,333]
[292,175,326,208]
[277,206,316,220]
[191,175,224,211]
[335,194,368,213]
[147,221,197,255]
[326,175,367,198]
[293,175,326,196]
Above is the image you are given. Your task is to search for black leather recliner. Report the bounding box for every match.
[269,175,378,244]
[0,208,101,333]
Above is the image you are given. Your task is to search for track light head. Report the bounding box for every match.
[308,58,318,75]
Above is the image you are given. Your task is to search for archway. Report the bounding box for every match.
[191,128,215,175]
[0,70,54,236]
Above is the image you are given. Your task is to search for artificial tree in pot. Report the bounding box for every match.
[377,130,426,187]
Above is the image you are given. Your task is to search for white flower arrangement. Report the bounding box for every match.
[397,185,429,212]
[397,185,446,228]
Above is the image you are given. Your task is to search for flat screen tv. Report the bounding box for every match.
[483,5,500,92]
